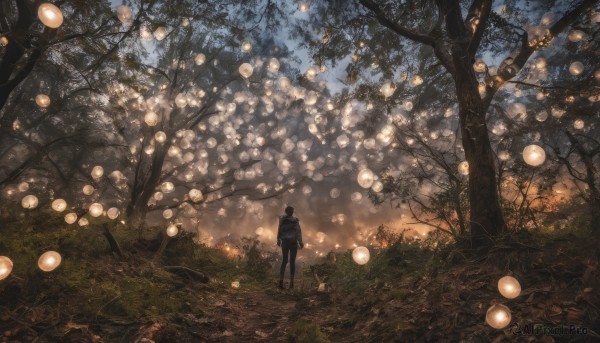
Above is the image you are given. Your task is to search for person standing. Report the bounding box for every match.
[277,206,303,289]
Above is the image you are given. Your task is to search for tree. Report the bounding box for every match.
[290,0,596,247]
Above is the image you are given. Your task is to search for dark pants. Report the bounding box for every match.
[280,240,297,280]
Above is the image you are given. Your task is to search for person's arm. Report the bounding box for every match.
[277,217,282,246]
[296,220,303,249]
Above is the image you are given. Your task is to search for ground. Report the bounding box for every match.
[0,214,599,342]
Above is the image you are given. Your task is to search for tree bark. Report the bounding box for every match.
[102,223,125,261]
[451,46,506,247]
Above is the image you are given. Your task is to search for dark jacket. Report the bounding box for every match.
[277,215,303,244]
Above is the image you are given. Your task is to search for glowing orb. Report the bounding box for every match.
[458,161,469,176]
[21,195,39,209]
[485,304,512,329]
[498,276,521,299]
[65,212,77,224]
[38,251,62,272]
[166,224,179,237]
[0,256,13,280]
[357,168,375,189]
[51,199,67,212]
[38,3,64,29]
[88,203,103,217]
[239,63,253,78]
[522,145,545,167]
[352,246,370,265]
[35,94,51,108]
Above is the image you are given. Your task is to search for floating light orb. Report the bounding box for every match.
[498,276,521,299]
[161,182,174,193]
[380,82,396,98]
[166,224,179,237]
[91,165,104,179]
[78,217,89,226]
[351,192,362,202]
[458,161,469,176]
[64,212,77,224]
[189,189,203,202]
[357,168,375,189]
[21,195,39,209]
[38,251,61,272]
[107,207,120,220]
[51,199,67,212]
[568,30,585,42]
[522,144,545,167]
[38,3,64,28]
[153,27,167,41]
[534,57,546,69]
[116,5,132,24]
[144,111,159,126]
[163,209,173,219]
[154,131,167,143]
[0,36,8,47]
[507,102,526,119]
[231,281,240,288]
[573,119,584,130]
[330,188,340,199]
[278,76,291,90]
[239,63,253,78]
[0,256,14,280]
[298,2,309,12]
[241,41,252,52]
[498,150,510,161]
[569,61,584,76]
[35,94,51,108]
[410,75,423,87]
[268,58,280,73]
[89,203,103,217]
[82,185,94,195]
[372,181,383,193]
[195,53,206,65]
[535,111,548,122]
[485,304,512,329]
[336,134,350,148]
[473,59,486,73]
[352,246,370,265]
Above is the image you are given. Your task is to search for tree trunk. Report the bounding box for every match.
[452,49,506,247]
[152,233,171,265]
[102,223,125,261]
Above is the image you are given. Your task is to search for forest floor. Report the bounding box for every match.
[1,213,599,342]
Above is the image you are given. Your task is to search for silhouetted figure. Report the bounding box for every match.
[277,206,303,289]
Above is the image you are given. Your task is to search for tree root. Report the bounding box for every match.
[163,266,209,283]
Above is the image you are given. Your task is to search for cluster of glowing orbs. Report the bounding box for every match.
[38,251,61,272]
[239,63,253,78]
[51,199,67,212]
[36,94,51,108]
[380,82,396,98]
[65,212,77,224]
[166,224,179,237]
[144,111,159,126]
[88,203,103,217]
[38,3,64,28]
[0,256,13,280]
[522,145,546,167]
[498,276,521,299]
[458,161,469,176]
[21,195,39,209]
[107,207,120,220]
[91,165,104,179]
[357,168,375,189]
[569,61,584,76]
[153,27,167,41]
[485,304,512,329]
[352,246,370,265]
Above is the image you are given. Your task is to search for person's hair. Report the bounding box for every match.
[285,206,294,216]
